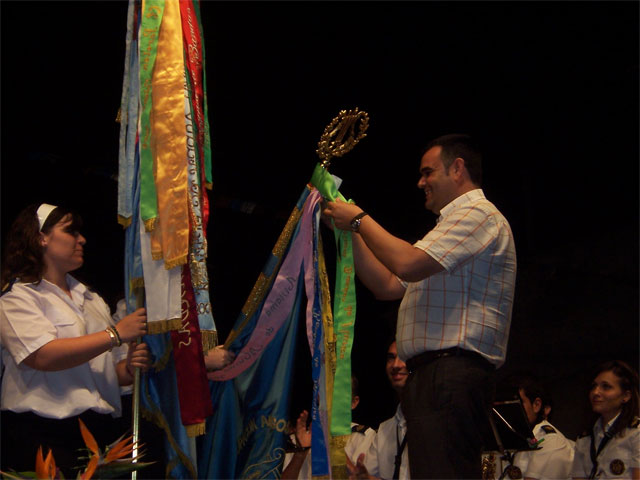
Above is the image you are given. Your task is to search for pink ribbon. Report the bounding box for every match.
[209,190,321,381]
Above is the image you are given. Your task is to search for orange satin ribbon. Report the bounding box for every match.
[150,0,189,269]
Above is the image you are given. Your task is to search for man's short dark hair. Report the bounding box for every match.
[423,134,483,187]
[351,375,360,398]
[503,372,547,425]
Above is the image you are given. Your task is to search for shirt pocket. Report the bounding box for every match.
[46,305,82,338]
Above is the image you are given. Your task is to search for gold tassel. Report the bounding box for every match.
[201,330,218,352]
[117,215,132,228]
[144,217,157,232]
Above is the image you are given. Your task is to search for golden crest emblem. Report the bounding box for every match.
[316,108,369,169]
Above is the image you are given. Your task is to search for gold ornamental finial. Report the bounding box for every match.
[316,108,369,169]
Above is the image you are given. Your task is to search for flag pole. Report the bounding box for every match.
[131,286,145,480]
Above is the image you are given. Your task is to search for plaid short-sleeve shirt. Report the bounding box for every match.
[396,189,516,367]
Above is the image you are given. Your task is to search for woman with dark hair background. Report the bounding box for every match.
[0,203,150,477]
[571,360,640,479]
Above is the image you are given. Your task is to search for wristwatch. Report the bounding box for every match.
[349,212,369,232]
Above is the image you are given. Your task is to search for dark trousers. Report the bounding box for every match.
[401,351,495,479]
[0,409,126,478]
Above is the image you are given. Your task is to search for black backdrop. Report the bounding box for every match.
[1,1,638,439]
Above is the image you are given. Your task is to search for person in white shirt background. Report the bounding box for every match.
[348,339,410,480]
[282,376,375,479]
[571,360,639,480]
[503,372,575,480]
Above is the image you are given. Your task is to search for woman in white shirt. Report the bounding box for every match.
[571,360,639,480]
[0,203,150,476]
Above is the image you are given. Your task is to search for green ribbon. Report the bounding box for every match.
[311,163,357,436]
[138,0,165,227]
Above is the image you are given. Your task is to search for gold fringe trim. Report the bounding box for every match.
[144,217,157,232]
[201,330,218,352]
[165,457,181,479]
[147,317,182,334]
[153,340,173,372]
[141,402,198,479]
[330,435,350,479]
[225,191,311,347]
[224,197,309,347]
[129,277,145,290]
[185,421,206,438]
[117,215,132,229]
[164,254,187,270]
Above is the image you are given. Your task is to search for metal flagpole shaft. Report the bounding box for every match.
[132,287,146,480]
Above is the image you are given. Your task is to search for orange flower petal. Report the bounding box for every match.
[104,435,135,463]
[35,446,47,479]
[44,449,56,479]
[78,419,99,455]
[80,455,99,480]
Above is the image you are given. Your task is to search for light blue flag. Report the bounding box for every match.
[141,332,198,479]
[197,188,314,479]
[122,148,197,478]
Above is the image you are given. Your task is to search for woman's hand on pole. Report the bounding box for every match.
[114,308,147,343]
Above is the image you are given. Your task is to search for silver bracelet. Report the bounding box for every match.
[110,325,123,347]
[105,327,118,351]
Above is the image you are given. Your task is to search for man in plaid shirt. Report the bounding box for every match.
[323,134,517,479]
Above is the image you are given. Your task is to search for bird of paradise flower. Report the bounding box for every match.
[0,418,153,479]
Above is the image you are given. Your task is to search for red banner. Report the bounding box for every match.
[170,265,213,435]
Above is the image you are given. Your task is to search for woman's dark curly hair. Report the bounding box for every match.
[1,204,82,287]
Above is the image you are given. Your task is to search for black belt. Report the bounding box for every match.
[405,347,494,373]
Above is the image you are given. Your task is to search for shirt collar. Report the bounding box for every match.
[437,188,485,222]
[594,412,621,437]
[37,275,92,304]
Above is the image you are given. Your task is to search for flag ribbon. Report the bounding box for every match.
[310,163,357,437]
[149,0,189,268]
[307,199,331,476]
[170,265,212,437]
[117,0,139,227]
[209,189,322,381]
[137,0,164,231]
[184,70,216,343]
[179,0,211,232]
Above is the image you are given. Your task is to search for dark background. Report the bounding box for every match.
[1,1,638,440]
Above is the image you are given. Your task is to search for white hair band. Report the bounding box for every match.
[37,203,58,231]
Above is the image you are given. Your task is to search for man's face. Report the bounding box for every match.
[386,342,409,392]
[519,389,541,426]
[417,146,457,215]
